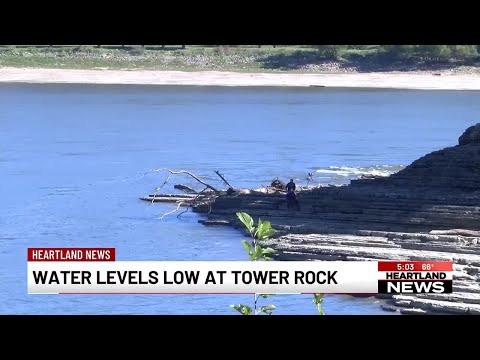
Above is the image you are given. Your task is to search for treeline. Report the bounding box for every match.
[7,45,480,61]
[316,45,480,60]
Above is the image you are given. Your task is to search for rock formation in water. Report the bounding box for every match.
[191,124,480,315]
[194,123,480,233]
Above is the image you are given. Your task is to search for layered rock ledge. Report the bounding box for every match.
[191,124,480,315]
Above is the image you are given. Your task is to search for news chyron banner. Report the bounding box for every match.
[27,248,453,295]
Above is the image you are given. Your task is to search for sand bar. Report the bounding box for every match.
[1,68,480,90]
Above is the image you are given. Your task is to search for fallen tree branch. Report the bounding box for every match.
[177,206,190,218]
[147,168,223,220]
[215,170,235,190]
[156,185,217,220]
[157,201,187,220]
[148,187,163,207]
[174,184,198,194]
[150,168,220,193]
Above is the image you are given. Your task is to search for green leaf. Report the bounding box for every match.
[241,239,252,254]
[312,294,326,315]
[259,304,276,315]
[262,247,275,254]
[259,247,275,261]
[260,226,275,240]
[313,293,324,304]
[230,304,253,315]
[260,220,272,231]
[254,218,263,239]
[254,245,263,259]
[259,228,275,240]
[236,212,254,233]
[242,239,256,260]
[255,220,275,240]
[258,294,274,298]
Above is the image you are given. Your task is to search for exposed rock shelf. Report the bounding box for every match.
[262,231,480,314]
[190,124,480,314]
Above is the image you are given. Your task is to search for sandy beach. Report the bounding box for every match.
[0,67,480,90]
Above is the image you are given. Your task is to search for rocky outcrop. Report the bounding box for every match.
[459,123,480,146]
[194,124,480,233]
[189,124,480,314]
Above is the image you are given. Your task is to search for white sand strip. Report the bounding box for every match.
[0,68,479,90]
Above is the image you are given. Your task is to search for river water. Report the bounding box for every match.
[1,84,479,314]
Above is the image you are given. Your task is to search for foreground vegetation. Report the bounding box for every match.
[231,212,325,315]
[1,45,479,73]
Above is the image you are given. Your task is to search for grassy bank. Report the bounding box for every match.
[1,45,480,73]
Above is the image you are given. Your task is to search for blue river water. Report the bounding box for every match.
[1,84,479,314]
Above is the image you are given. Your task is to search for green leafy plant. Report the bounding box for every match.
[231,211,325,315]
[231,212,276,315]
[313,293,325,315]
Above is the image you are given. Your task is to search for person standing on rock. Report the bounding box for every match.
[286,179,296,192]
[286,179,299,210]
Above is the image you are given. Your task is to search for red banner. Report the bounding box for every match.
[28,248,116,261]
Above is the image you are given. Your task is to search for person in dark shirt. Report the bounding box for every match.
[286,179,299,210]
[286,179,296,192]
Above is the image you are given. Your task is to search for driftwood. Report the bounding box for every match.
[149,168,220,193]
[271,179,285,190]
[140,194,199,203]
[214,170,235,191]
[146,168,224,219]
[174,184,198,194]
[145,170,304,219]
[158,201,188,220]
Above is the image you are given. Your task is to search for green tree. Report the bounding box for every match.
[382,45,417,58]
[416,45,451,59]
[316,45,340,60]
[448,45,477,57]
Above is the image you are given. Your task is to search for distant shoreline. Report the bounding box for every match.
[1,68,480,90]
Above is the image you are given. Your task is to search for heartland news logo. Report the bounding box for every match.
[377,261,453,294]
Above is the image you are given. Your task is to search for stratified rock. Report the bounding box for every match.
[190,124,480,315]
[381,305,398,312]
[400,308,427,315]
[198,219,231,226]
[194,124,480,233]
[429,229,480,237]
